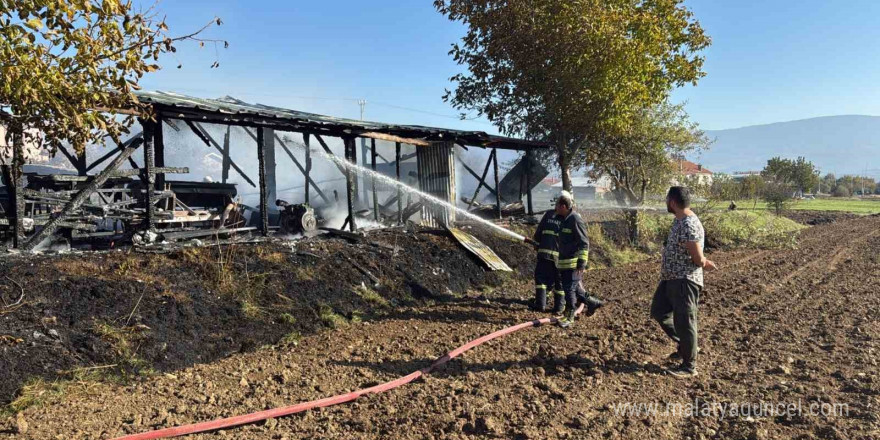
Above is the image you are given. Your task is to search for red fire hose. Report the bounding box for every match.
[113,305,584,440]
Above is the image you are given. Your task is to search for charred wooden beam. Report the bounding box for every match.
[395,142,402,225]
[154,116,166,189]
[343,136,357,232]
[109,167,189,178]
[86,143,124,173]
[461,155,499,200]
[142,120,157,231]
[466,149,496,211]
[493,148,502,219]
[525,149,534,215]
[304,133,312,204]
[222,125,231,184]
[21,138,142,250]
[184,120,256,188]
[256,127,269,236]
[312,134,348,176]
[10,129,24,248]
[371,138,378,221]
[55,145,80,171]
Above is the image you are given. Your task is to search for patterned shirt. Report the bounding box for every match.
[661,214,705,287]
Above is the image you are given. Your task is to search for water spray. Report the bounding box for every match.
[289,140,536,245]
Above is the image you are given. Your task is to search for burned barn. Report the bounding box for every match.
[0,91,548,251]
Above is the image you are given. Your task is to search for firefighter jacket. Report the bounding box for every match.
[556,211,590,271]
[533,211,563,262]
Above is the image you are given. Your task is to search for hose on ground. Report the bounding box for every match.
[113,304,585,440]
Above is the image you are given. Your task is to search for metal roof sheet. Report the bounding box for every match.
[134,91,548,150]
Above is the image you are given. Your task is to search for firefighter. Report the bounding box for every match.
[554,191,604,328]
[530,193,566,314]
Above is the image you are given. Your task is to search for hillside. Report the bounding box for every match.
[699,115,880,176]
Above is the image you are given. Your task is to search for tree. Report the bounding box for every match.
[739,174,766,207]
[761,157,794,184]
[789,156,820,194]
[820,173,836,195]
[434,0,710,191]
[587,101,709,206]
[1,1,224,153]
[763,181,793,215]
[760,156,819,195]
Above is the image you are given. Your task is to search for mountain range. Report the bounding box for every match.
[697,115,880,178]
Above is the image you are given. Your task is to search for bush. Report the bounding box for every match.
[763,182,794,215]
[700,210,804,249]
[636,210,804,250]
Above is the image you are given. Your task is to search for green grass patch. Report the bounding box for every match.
[587,224,652,268]
[702,210,805,249]
[354,284,389,307]
[736,197,880,214]
[637,210,805,250]
[317,304,348,329]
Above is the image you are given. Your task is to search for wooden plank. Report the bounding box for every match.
[358,131,430,147]
[447,226,512,272]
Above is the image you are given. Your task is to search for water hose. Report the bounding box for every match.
[112,304,585,440]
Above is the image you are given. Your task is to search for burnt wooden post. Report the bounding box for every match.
[10,129,25,248]
[76,149,88,176]
[141,119,156,232]
[154,117,166,190]
[525,148,534,215]
[493,148,502,219]
[344,137,357,231]
[371,138,378,221]
[256,127,269,236]
[395,142,402,225]
[304,133,311,204]
[221,125,231,184]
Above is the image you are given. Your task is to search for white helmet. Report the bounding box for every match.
[553,190,574,207]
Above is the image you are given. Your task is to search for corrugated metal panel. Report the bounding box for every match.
[447,227,512,272]
[417,142,455,227]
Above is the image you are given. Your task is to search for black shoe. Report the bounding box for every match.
[557,309,576,328]
[667,364,698,378]
[582,297,605,317]
[669,347,701,360]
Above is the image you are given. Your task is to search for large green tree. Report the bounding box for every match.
[587,101,709,206]
[1,0,223,154]
[434,0,710,191]
[761,156,819,194]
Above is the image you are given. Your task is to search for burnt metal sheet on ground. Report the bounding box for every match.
[447,226,512,272]
[490,156,549,204]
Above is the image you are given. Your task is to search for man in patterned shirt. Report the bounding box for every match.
[650,186,717,378]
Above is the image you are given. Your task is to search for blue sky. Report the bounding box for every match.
[140,0,880,133]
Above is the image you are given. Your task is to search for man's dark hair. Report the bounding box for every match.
[667,186,691,208]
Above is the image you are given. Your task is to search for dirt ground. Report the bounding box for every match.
[2,213,879,439]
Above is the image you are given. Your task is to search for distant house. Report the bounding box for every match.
[672,159,714,185]
[550,176,613,201]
